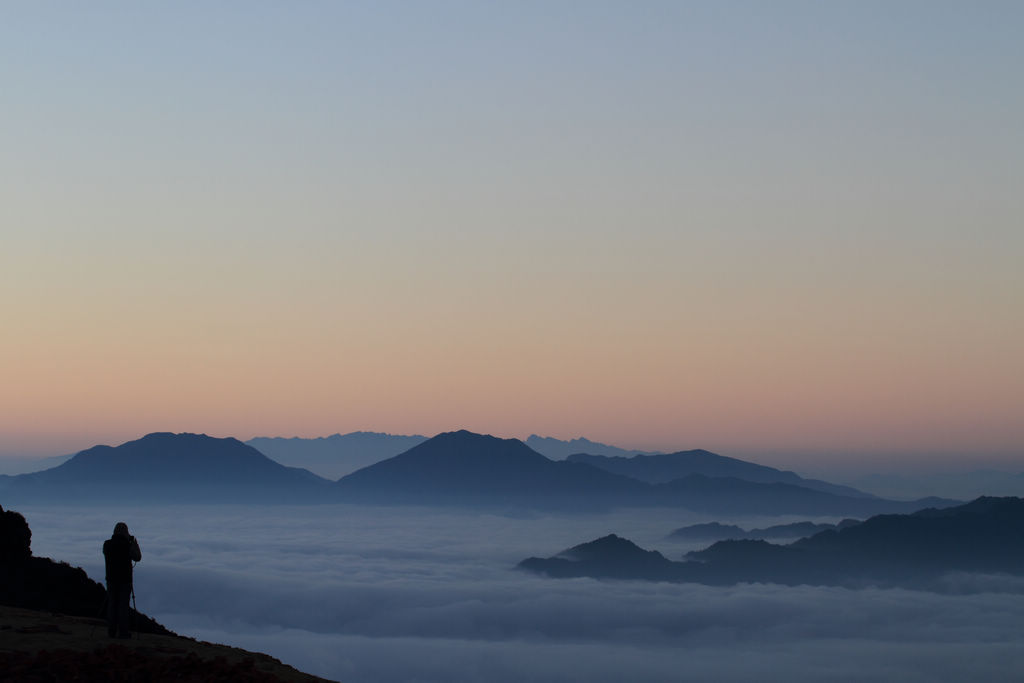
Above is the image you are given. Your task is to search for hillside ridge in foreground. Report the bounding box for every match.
[0,604,336,683]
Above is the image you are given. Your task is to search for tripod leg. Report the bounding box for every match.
[131,585,140,641]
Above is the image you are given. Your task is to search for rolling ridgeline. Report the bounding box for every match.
[518,496,1024,590]
[0,430,953,516]
[4,430,1023,629]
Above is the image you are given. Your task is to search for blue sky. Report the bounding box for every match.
[2,2,1021,466]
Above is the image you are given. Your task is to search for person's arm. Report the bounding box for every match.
[130,536,142,562]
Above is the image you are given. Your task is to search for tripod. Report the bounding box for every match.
[131,581,142,641]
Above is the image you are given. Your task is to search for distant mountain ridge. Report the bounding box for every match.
[0,453,74,476]
[667,519,861,543]
[333,430,952,515]
[246,431,428,480]
[519,497,1024,590]
[0,430,956,515]
[334,430,649,509]
[524,435,661,460]
[848,469,1024,501]
[567,451,873,498]
[0,432,333,504]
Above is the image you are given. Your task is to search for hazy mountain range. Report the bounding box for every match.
[243,432,661,480]
[519,497,1024,590]
[523,435,661,460]
[666,519,862,543]
[0,453,74,476]
[845,470,1024,501]
[566,451,872,498]
[0,430,954,516]
[0,432,334,504]
[5,433,1023,503]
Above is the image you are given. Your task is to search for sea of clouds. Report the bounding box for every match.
[18,503,1024,682]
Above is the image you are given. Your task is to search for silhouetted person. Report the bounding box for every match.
[102,522,141,638]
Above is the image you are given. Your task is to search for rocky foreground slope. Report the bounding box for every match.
[0,604,334,683]
[1,504,336,682]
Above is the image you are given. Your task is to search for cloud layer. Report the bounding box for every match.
[20,504,1024,682]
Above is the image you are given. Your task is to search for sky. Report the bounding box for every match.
[2,2,1022,469]
[22,502,1024,682]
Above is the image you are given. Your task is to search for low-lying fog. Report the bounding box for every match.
[20,504,1024,682]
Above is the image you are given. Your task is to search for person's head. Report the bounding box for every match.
[113,522,130,538]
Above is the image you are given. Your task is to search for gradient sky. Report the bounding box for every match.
[2,2,1022,469]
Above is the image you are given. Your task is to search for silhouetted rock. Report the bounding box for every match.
[0,505,31,563]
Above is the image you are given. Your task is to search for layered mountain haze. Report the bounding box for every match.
[568,450,873,498]
[524,435,662,460]
[333,430,649,509]
[667,519,862,543]
[332,430,952,515]
[0,430,957,515]
[247,432,428,480]
[0,453,74,476]
[520,497,1024,590]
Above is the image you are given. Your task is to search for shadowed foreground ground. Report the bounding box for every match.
[0,605,337,683]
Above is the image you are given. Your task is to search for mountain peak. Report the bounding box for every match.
[560,534,654,561]
[367,429,547,468]
[3,432,331,504]
[519,532,678,580]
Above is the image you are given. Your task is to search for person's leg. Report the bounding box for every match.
[106,583,118,637]
[117,583,131,637]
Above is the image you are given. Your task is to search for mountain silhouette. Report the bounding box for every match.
[567,450,872,498]
[334,430,648,509]
[649,474,941,516]
[518,534,683,581]
[247,431,428,480]
[0,433,333,504]
[664,521,748,541]
[520,497,1024,590]
[668,519,861,542]
[0,430,959,515]
[333,430,949,515]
